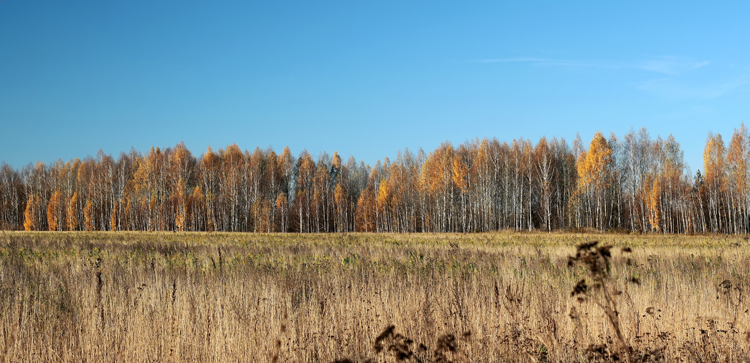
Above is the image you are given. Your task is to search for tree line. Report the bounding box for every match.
[2,126,749,234]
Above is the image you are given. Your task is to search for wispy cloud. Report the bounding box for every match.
[537,60,624,70]
[477,55,750,100]
[476,57,550,63]
[477,56,709,75]
[637,76,750,100]
[637,57,709,75]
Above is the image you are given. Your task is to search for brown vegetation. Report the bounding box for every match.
[0,231,749,361]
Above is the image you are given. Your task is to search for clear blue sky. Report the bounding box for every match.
[2,1,749,172]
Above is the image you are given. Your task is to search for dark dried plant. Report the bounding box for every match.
[568,241,636,363]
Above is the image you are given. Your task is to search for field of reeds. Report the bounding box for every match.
[1,231,749,362]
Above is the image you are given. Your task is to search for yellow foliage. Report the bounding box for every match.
[577,131,612,188]
[174,209,185,231]
[67,192,79,231]
[334,183,345,208]
[84,199,94,231]
[174,178,187,232]
[377,179,389,212]
[703,133,725,190]
[422,143,454,195]
[23,194,37,231]
[356,185,376,232]
[332,151,342,173]
[275,193,287,211]
[47,190,62,231]
[452,157,469,193]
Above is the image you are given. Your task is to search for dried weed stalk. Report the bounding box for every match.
[568,241,636,363]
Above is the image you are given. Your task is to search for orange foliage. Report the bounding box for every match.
[23,194,37,231]
[84,199,95,231]
[577,131,612,188]
[47,190,62,231]
[67,192,79,231]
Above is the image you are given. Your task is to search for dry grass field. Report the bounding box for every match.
[1,231,749,362]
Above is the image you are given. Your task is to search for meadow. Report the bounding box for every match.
[0,231,749,362]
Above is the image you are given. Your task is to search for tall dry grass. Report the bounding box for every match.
[0,231,749,362]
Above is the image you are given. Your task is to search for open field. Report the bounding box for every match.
[1,231,749,362]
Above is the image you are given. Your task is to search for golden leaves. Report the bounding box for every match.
[577,131,612,188]
[47,190,62,231]
[23,194,37,231]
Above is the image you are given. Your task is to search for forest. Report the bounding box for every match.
[1,126,748,234]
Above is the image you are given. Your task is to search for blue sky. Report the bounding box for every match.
[1,1,749,172]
